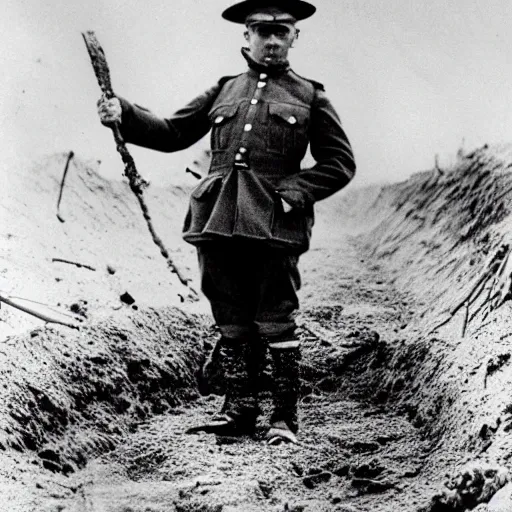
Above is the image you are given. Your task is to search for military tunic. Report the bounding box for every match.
[119,50,355,255]
[118,50,355,338]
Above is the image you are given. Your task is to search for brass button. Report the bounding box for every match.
[257,81,266,88]
[235,153,242,161]
[214,115,224,124]
[259,73,268,79]
[239,147,247,153]
[244,124,252,132]
[251,98,258,105]
[288,116,297,125]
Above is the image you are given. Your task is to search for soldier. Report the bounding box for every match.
[97,0,356,444]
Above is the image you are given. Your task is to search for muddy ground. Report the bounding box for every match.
[3,145,512,511]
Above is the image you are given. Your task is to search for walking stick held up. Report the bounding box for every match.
[82,31,198,301]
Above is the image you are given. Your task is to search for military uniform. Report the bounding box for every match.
[116,2,356,439]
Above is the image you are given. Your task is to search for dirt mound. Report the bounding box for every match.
[0,306,213,473]
[1,152,199,339]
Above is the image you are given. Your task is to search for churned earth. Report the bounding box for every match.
[3,145,512,511]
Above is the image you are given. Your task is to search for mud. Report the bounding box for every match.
[2,145,512,511]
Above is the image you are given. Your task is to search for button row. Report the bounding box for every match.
[235,146,248,162]
[235,74,267,166]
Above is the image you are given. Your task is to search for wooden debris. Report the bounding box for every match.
[434,154,444,176]
[185,167,202,180]
[0,292,83,329]
[56,150,75,223]
[462,299,470,337]
[52,258,96,271]
[82,31,198,301]
[429,244,512,336]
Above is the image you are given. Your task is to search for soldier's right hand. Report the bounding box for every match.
[97,96,122,126]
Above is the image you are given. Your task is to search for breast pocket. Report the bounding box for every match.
[209,103,239,151]
[266,103,310,156]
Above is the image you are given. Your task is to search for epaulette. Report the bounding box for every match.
[218,74,242,87]
[289,70,325,91]
[309,79,325,91]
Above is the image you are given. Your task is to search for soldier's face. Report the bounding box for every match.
[245,24,297,66]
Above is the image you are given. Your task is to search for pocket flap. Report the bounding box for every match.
[191,174,223,199]
[209,103,239,125]
[268,103,309,126]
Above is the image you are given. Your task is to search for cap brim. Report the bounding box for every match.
[247,20,296,27]
[222,1,316,24]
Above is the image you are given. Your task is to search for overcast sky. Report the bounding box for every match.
[2,0,511,187]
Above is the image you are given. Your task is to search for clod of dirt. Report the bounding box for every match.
[120,292,136,305]
[69,299,88,318]
[419,463,510,511]
[347,440,381,454]
[38,448,62,473]
[486,354,511,379]
[257,480,273,499]
[350,459,387,479]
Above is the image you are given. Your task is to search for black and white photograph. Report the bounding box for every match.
[2,0,512,510]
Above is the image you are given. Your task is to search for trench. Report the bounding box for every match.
[4,146,512,512]
[4,228,448,512]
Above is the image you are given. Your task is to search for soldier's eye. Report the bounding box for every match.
[257,27,273,37]
[255,26,290,39]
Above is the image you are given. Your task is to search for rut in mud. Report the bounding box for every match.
[3,144,512,511]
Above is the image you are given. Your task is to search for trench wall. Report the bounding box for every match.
[334,143,512,465]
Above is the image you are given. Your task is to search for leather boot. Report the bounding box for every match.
[198,336,225,396]
[188,337,258,435]
[268,342,301,441]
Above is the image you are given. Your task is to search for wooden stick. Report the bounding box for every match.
[431,245,511,335]
[449,270,492,316]
[462,299,470,337]
[0,293,81,329]
[428,313,453,335]
[52,257,96,271]
[56,150,75,223]
[489,247,510,293]
[185,167,202,180]
[82,31,198,300]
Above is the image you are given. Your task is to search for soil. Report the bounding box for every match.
[2,145,512,511]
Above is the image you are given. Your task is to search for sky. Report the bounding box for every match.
[2,0,512,188]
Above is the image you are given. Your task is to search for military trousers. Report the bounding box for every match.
[197,239,301,339]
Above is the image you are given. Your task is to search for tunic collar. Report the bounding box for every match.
[241,47,290,76]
